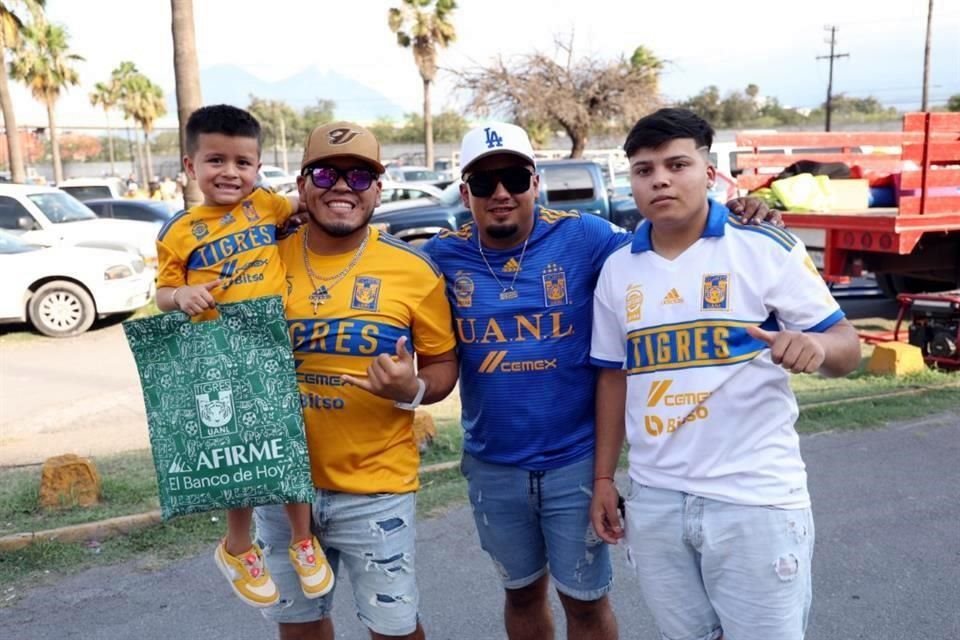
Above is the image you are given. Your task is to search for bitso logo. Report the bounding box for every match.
[483,127,504,149]
[195,380,238,438]
[328,127,360,145]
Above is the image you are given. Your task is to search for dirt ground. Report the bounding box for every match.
[0,324,461,467]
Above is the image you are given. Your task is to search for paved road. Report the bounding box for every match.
[3,411,958,640]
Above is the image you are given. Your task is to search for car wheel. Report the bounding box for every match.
[28,281,96,338]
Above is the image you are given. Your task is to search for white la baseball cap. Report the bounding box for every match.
[459,122,536,177]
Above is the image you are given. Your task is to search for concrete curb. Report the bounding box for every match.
[0,460,462,553]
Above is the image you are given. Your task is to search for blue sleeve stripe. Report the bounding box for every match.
[590,357,623,369]
[804,309,845,333]
[377,232,441,276]
[157,208,189,241]
[726,215,796,251]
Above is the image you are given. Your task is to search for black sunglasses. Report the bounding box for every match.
[466,167,534,198]
[302,166,378,192]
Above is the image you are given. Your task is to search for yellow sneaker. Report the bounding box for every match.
[288,536,334,599]
[214,540,279,608]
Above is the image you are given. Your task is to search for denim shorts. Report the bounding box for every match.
[460,452,612,601]
[623,481,815,640]
[253,490,419,636]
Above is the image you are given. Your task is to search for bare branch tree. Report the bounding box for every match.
[456,37,662,157]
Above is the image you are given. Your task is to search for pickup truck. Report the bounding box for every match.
[370,159,641,245]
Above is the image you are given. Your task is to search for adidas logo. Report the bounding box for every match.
[503,258,520,273]
[662,288,684,304]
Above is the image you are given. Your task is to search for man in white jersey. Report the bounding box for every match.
[589,108,861,640]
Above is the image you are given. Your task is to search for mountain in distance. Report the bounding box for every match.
[166,65,407,123]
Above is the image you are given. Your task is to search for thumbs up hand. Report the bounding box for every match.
[746,325,826,374]
[342,336,421,402]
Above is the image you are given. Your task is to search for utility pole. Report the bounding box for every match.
[922,0,934,111]
[817,25,849,132]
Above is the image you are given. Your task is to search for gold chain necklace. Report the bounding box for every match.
[302,226,370,313]
[477,233,529,301]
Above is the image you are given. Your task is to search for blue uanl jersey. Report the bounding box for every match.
[424,207,629,470]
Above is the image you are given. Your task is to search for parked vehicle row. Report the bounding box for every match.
[0,230,155,337]
[370,159,641,245]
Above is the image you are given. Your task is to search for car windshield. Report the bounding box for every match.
[262,169,285,178]
[403,170,441,181]
[0,230,36,253]
[27,192,97,223]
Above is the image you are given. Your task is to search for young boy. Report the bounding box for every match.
[589,108,861,640]
[155,104,332,608]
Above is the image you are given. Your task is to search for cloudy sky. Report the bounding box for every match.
[5,0,959,129]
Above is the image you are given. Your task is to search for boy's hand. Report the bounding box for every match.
[590,479,624,544]
[174,280,221,316]
[747,325,826,374]
[726,197,783,227]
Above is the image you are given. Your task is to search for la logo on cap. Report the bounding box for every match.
[329,128,361,145]
[484,127,504,149]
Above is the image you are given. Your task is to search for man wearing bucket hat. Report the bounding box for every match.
[255,121,458,640]
[422,122,774,639]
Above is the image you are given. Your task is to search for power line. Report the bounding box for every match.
[817,25,850,131]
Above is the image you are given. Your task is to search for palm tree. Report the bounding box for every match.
[8,16,81,185]
[171,0,202,207]
[388,0,456,169]
[120,73,166,183]
[89,78,121,176]
[0,0,44,183]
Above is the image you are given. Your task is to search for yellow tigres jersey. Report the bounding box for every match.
[156,188,293,307]
[279,226,456,494]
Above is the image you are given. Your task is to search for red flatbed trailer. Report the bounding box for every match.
[735,112,960,295]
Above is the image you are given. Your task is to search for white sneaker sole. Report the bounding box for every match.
[214,545,279,609]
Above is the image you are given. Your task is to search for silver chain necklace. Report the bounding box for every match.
[302,226,370,313]
[477,232,529,301]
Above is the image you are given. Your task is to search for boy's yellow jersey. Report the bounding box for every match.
[280,226,456,495]
[156,188,293,304]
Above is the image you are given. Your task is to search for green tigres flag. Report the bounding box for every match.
[123,296,314,519]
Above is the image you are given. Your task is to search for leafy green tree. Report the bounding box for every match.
[0,0,44,181]
[388,0,457,168]
[948,94,960,112]
[458,37,662,158]
[247,95,297,170]
[9,14,81,184]
[117,66,166,181]
[90,77,122,175]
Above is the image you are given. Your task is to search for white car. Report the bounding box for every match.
[0,230,155,337]
[0,184,159,273]
[58,177,127,202]
[258,165,297,193]
[380,179,443,204]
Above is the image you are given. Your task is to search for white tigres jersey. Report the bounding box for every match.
[590,201,845,509]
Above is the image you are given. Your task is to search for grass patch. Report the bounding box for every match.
[2,464,471,598]
[419,418,463,467]
[0,451,159,536]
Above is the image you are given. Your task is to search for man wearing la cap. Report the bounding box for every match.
[422,123,774,639]
[255,121,458,640]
